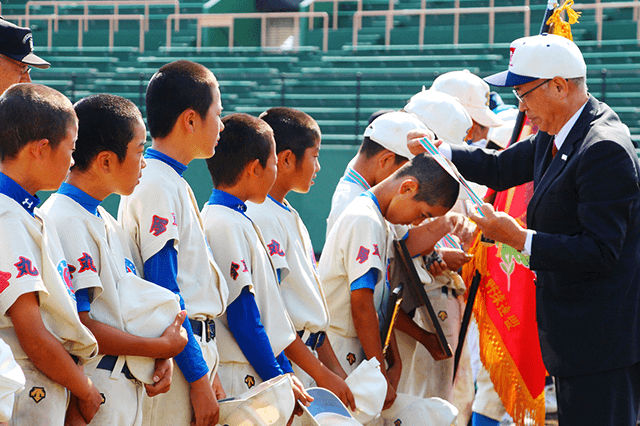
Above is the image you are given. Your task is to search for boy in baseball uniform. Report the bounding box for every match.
[40,94,189,426]
[319,153,464,411]
[245,107,355,410]
[0,84,100,425]
[201,113,312,413]
[118,60,228,426]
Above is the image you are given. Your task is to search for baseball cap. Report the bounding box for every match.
[299,388,361,426]
[487,107,519,149]
[381,394,458,426]
[484,33,586,87]
[430,70,503,128]
[219,375,296,426]
[363,111,431,159]
[344,357,387,424]
[0,19,50,69]
[404,90,472,146]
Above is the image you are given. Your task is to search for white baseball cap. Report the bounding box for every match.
[487,107,519,148]
[404,90,473,145]
[300,388,362,426]
[363,111,431,160]
[381,394,459,426]
[344,357,387,424]
[430,70,503,128]
[484,33,586,87]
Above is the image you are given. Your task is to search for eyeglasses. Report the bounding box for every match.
[512,79,551,103]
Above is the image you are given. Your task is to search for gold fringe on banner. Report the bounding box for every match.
[461,235,545,426]
[546,0,581,40]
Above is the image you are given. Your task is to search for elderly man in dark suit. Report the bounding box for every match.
[431,34,640,426]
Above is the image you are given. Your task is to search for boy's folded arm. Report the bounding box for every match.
[227,287,285,381]
[7,292,101,403]
[404,215,455,257]
[78,310,187,359]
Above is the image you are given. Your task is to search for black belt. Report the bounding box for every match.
[190,318,216,342]
[97,355,135,380]
[297,330,326,351]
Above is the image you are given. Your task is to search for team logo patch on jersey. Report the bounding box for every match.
[100,393,106,405]
[372,244,380,258]
[125,258,137,274]
[57,260,75,300]
[394,419,403,426]
[438,310,448,321]
[230,262,240,281]
[14,256,38,278]
[267,239,285,257]
[244,375,255,389]
[29,387,46,403]
[77,253,97,273]
[346,352,356,365]
[68,264,76,279]
[149,215,169,236]
[356,246,370,264]
[0,270,11,293]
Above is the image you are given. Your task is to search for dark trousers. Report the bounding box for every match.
[555,361,640,426]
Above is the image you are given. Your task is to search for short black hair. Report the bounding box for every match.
[206,113,274,187]
[259,107,320,164]
[359,137,408,165]
[0,83,76,161]
[146,60,217,139]
[72,94,143,171]
[395,153,459,210]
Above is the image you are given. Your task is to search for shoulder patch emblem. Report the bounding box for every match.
[0,270,11,293]
[356,246,370,264]
[394,419,403,426]
[267,239,285,257]
[68,264,76,279]
[149,215,169,236]
[438,310,448,322]
[14,256,39,278]
[57,260,75,299]
[230,262,240,281]
[77,253,97,273]
[29,386,46,403]
[244,375,255,389]
[346,352,356,366]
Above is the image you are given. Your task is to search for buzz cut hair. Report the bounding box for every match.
[0,83,76,161]
[206,113,274,188]
[258,107,320,165]
[394,153,459,209]
[72,94,143,171]
[146,60,217,139]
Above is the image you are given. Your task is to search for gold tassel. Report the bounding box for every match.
[546,0,581,41]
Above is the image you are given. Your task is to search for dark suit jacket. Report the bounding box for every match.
[451,95,640,377]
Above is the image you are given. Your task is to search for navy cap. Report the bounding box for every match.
[0,18,50,69]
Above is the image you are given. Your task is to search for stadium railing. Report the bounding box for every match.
[3,14,146,52]
[350,0,640,49]
[25,0,180,32]
[308,0,362,30]
[165,11,330,51]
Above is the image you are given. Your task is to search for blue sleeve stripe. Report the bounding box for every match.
[75,288,91,313]
[350,268,379,292]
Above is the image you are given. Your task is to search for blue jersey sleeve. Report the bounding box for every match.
[75,288,91,313]
[227,287,285,381]
[275,351,294,374]
[350,268,379,292]
[144,240,209,383]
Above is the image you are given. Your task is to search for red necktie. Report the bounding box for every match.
[551,139,558,158]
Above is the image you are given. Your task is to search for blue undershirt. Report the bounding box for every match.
[0,172,39,217]
[143,149,209,383]
[208,188,293,379]
[57,183,102,313]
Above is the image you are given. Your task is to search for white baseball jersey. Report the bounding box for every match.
[201,203,296,366]
[326,169,368,238]
[246,197,330,335]
[0,194,98,364]
[319,193,395,339]
[118,159,227,321]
